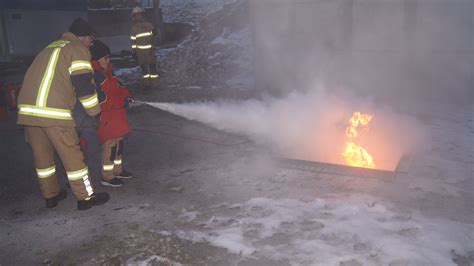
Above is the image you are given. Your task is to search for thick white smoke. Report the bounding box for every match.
[148,87,427,171]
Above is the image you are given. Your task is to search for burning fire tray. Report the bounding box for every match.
[277,154,413,179]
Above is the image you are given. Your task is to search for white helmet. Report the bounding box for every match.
[132,7,145,15]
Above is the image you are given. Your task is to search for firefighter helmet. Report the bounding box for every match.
[132,7,145,15]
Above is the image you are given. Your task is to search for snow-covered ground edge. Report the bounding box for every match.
[174,194,473,265]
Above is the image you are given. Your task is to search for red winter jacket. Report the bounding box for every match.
[92,61,132,144]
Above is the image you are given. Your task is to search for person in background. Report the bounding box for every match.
[90,40,135,188]
[130,6,160,89]
[17,18,110,210]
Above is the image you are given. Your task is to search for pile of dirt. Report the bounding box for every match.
[160,0,239,26]
[157,0,254,90]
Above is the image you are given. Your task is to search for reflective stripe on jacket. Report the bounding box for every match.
[17,32,100,127]
[131,21,156,65]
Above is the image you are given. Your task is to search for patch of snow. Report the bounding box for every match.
[208,52,223,60]
[211,27,231,45]
[161,0,239,25]
[211,27,249,48]
[225,72,255,89]
[127,255,182,266]
[176,195,473,265]
[179,209,199,222]
[156,47,178,58]
[114,66,141,85]
[184,86,203,90]
[114,66,140,76]
[158,230,172,236]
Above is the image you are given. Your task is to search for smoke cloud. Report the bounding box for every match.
[148,0,473,171]
[148,86,427,171]
[249,0,473,111]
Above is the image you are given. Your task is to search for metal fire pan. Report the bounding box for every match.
[277,154,413,179]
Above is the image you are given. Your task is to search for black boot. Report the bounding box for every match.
[116,170,134,179]
[45,189,67,209]
[77,192,110,211]
[101,177,124,187]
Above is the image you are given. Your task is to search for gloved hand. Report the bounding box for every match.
[124,96,135,109]
[91,115,101,128]
[77,128,83,138]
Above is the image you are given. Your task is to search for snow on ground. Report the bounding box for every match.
[111,2,473,262]
[114,66,141,85]
[138,97,473,265]
[127,254,182,266]
[161,0,239,25]
[175,195,472,265]
[1,97,472,265]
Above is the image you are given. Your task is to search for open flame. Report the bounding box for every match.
[342,112,376,168]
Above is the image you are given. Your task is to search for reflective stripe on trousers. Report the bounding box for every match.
[36,165,56,178]
[67,167,93,196]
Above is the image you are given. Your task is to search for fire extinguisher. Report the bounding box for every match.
[6,83,21,110]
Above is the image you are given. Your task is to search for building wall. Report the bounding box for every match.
[3,9,86,57]
[0,4,8,61]
[250,0,474,105]
[1,0,86,58]
[3,0,86,11]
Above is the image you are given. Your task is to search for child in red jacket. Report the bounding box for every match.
[90,40,134,187]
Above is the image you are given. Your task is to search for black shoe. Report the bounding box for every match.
[45,189,67,209]
[116,170,134,179]
[77,192,110,211]
[101,177,124,187]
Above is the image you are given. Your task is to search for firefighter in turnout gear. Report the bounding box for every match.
[90,40,135,188]
[17,18,110,210]
[131,6,160,88]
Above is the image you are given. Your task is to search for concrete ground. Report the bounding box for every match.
[0,83,473,265]
[0,54,474,266]
[1,0,472,263]
[0,99,253,265]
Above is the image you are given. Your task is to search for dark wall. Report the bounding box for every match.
[88,8,155,37]
[4,0,86,11]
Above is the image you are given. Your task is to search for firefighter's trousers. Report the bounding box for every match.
[140,63,159,87]
[101,137,124,180]
[25,126,94,200]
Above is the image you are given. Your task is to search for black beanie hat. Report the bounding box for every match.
[69,18,94,37]
[90,40,111,61]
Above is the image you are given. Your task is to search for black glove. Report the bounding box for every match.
[77,128,83,138]
[91,115,101,128]
[124,96,135,109]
